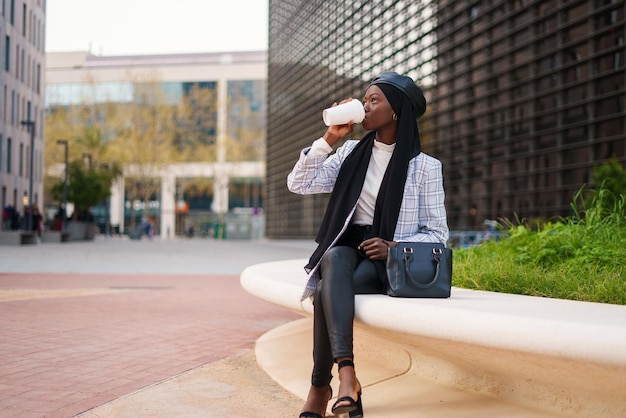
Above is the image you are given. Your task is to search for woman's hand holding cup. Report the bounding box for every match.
[322,98,360,146]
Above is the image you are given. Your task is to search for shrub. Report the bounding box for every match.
[51,160,121,216]
[453,162,626,305]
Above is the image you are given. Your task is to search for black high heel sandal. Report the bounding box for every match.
[331,360,363,418]
[299,384,333,418]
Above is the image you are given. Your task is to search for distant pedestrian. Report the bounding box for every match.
[2,205,10,230]
[53,207,65,231]
[32,206,43,236]
[11,208,19,230]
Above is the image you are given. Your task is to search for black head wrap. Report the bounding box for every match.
[370,71,427,118]
[375,83,404,115]
[305,72,427,275]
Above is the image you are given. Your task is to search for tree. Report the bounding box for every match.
[167,83,218,165]
[44,94,123,205]
[110,81,178,227]
[44,74,244,231]
[225,80,265,162]
[51,160,121,220]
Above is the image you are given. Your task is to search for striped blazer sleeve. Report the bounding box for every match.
[394,154,449,245]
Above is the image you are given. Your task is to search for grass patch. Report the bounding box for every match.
[453,187,626,305]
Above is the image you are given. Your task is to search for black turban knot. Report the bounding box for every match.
[369,71,427,118]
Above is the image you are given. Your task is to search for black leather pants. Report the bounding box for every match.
[310,245,385,387]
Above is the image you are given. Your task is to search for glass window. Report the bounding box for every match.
[21,3,25,36]
[4,35,9,71]
[18,143,22,176]
[161,82,183,104]
[6,137,11,173]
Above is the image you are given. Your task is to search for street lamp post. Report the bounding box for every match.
[57,140,69,232]
[20,120,35,232]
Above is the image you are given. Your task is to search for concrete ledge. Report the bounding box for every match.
[41,231,71,243]
[241,259,626,418]
[67,221,97,241]
[0,231,37,245]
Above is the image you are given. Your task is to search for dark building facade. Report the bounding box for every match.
[266,0,625,238]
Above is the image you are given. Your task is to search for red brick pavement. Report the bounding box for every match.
[0,273,299,418]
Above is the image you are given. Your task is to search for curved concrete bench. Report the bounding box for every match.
[241,259,626,418]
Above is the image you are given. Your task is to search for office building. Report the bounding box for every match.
[265,0,625,238]
[0,0,46,230]
[45,50,266,237]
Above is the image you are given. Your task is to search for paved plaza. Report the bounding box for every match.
[0,237,316,417]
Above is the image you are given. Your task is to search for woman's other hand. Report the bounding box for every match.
[358,237,397,260]
[323,99,356,146]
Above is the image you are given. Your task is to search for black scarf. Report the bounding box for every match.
[305,75,425,272]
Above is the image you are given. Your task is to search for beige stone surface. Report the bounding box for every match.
[256,319,575,418]
[76,317,582,418]
[77,349,304,418]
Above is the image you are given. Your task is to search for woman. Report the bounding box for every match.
[288,72,449,418]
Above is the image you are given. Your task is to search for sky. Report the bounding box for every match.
[45,0,268,56]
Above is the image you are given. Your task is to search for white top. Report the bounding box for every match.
[353,140,395,225]
[308,137,395,225]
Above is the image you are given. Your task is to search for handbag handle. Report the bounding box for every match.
[403,247,443,289]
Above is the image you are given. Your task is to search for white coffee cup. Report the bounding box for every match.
[322,99,365,126]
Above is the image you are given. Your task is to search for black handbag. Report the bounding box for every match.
[385,242,452,298]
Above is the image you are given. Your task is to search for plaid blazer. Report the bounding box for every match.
[287,140,449,299]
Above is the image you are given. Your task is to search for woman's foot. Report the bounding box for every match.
[331,359,363,417]
[299,384,333,418]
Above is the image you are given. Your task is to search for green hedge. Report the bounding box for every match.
[453,178,626,305]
